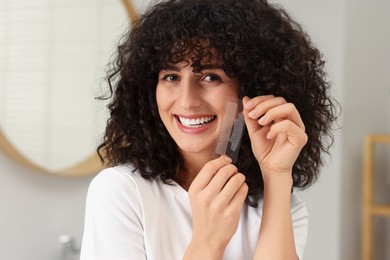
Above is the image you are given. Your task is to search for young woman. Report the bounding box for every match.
[80,0,338,259]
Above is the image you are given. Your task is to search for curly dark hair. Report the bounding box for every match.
[98,0,339,206]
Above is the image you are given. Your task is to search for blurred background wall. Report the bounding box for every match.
[1,0,389,259]
[339,0,390,259]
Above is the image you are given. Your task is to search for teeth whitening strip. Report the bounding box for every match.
[214,98,245,164]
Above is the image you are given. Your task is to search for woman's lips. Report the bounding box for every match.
[175,114,217,133]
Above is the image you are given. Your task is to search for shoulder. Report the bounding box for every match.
[88,165,136,195]
[86,164,168,204]
[89,164,158,191]
[81,165,148,259]
[90,164,137,186]
[86,164,147,207]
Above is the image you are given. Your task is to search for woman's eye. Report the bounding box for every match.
[203,74,221,82]
[162,74,179,81]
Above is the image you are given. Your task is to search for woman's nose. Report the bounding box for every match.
[178,76,202,109]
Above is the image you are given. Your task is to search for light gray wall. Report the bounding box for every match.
[0,149,93,260]
[341,0,390,259]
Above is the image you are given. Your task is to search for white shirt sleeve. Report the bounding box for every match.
[291,194,309,260]
[80,168,146,260]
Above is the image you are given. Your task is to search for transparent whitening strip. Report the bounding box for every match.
[214,98,245,164]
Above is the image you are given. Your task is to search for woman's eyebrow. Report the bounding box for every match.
[200,64,223,70]
[160,64,180,71]
[160,63,224,72]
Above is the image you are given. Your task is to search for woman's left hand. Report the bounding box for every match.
[243,95,307,177]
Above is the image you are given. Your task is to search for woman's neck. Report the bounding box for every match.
[176,150,213,191]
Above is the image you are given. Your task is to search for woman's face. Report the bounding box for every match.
[156,60,240,158]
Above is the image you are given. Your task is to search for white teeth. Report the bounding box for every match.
[178,116,215,127]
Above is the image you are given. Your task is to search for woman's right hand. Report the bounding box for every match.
[183,155,248,259]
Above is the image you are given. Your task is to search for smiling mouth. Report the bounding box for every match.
[176,115,216,128]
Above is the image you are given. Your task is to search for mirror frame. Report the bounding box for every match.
[0,0,138,177]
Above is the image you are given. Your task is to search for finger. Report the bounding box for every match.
[243,95,275,111]
[246,96,289,120]
[266,120,308,148]
[189,155,232,193]
[243,96,263,138]
[218,173,247,205]
[203,164,238,196]
[226,181,248,212]
[243,97,272,141]
[258,102,305,130]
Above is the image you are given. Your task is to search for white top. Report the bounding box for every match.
[80,164,308,260]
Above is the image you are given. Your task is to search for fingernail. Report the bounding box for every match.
[222,155,232,163]
[248,110,257,118]
[244,99,254,109]
[258,116,266,125]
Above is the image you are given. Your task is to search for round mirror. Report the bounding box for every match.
[0,0,138,176]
